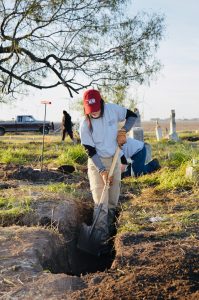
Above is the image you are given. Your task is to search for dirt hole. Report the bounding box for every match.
[39,213,117,277]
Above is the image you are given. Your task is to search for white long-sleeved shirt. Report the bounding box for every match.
[121,137,144,159]
[80,103,127,157]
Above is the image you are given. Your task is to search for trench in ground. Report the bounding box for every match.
[39,209,118,277]
[0,171,118,277]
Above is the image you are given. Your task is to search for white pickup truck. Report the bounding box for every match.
[0,115,53,136]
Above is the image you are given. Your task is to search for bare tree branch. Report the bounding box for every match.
[0,0,164,101]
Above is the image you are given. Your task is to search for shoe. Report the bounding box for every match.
[150,158,161,171]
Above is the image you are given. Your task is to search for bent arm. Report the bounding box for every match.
[122,109,137,132]
[83,144,106,173]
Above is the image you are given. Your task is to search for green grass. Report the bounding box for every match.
[39,182,83,198]
[0,137,88,168]
[0,195,31,223]
[0,147,36,164]
[119,137,199,237]
[123,168,193,193]
[152,140,199,166]
[0,133,198,240]
[123,139,199,192]
[156,164,193,191]
[55,144,87,166]
[0,181,86,224]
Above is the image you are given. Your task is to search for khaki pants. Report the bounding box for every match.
[88,156,121,236]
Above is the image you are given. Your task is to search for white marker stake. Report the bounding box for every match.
[40,100,51,171]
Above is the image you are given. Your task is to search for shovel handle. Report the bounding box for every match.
[89,146,121,235]
[108,146,121,178]
[99,146,120,203]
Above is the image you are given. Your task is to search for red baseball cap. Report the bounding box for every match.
[83,89,101,114]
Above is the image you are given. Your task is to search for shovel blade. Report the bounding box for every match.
[77,223,106,256]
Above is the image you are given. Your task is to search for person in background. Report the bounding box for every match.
[79,89,137,252]
[51,122,54,131]
[61,110,74,142]
[121,137,161,178]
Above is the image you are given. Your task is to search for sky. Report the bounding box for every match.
[0,0,199,122]
[131,0,199,121]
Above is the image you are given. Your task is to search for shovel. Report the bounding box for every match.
[77,147,121,256]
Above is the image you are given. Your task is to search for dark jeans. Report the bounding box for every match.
[131,145,156,177]
[62,128,73,141]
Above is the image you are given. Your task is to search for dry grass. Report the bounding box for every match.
[119,186,199,239]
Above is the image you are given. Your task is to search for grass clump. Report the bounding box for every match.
[56,144,87,166]
[151,140,199,166]
[0,137,87,168]
[124,165,194,193]
[0,195,31,224]
[41,182,77,195]
[156,164,193,191]
[123,139,198,192]
[36,182,88,199]
[0,147,34,164]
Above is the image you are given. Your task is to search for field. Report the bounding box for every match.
[0,131,198,299]
[142,119,199,134]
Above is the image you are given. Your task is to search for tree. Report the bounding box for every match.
[99,84,137,109]
[0,0,164,101]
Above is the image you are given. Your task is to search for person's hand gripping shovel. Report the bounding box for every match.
[77,147,121,256]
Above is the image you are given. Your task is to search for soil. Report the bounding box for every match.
[0,164,198,299]
[181,136,199,142]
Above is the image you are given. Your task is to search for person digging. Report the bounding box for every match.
[78,89,137,255]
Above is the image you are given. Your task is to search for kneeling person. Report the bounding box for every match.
[121,137,161,178]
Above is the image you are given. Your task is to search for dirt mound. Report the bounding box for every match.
[9,167,68,182]
[70,232,199,299]
[0,226,89,299]
[0,226,68,293]
[181,135,199,142]
[0,164,88,186]
[6,274,87,300]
